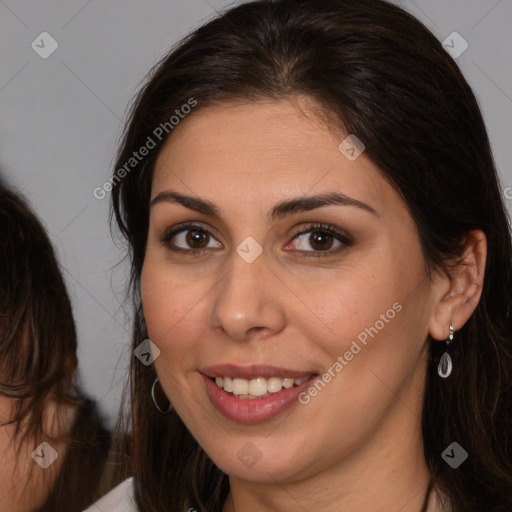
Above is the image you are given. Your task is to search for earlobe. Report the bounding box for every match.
[429,229,487,341]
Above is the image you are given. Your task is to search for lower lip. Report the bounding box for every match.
[201,374,319,423]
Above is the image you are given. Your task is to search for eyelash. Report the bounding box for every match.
[159,222,353,258]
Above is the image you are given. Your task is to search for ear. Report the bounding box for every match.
[429,230,487,340]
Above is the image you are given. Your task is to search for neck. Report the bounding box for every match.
[222,387,442,512]
[223,451,435,512]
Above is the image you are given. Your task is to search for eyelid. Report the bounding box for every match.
[159,222,220,254]
[159,221,353,257]
[286,222,353,257]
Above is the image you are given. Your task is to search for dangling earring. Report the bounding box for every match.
[151,377,172,414]
[438,324,454,378]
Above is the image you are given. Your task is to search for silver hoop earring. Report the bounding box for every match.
[438,324,454,378]
[151,378,172,414]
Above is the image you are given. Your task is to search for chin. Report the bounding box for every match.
[204,439,306,484]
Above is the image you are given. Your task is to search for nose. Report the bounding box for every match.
[209,245,286,343]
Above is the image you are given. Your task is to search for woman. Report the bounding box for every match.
[88,0,512,510]
[0,185,111,511]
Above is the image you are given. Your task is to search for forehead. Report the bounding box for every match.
[151,98,402,221]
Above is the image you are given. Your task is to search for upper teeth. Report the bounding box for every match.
[214,376,310,398]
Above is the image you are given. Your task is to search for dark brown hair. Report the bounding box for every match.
[0,185,111,511]
[0,186,80,445]
[110,0,512,510]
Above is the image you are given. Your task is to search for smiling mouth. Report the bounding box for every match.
[211,375,315,399]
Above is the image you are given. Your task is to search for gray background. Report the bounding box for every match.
[1,0,511,428]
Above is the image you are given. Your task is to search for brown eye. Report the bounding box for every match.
[160,224,222,255]
[186,229,209,248]
[160,222,352,258]
[308,231,335,251]
[289,223,353,258]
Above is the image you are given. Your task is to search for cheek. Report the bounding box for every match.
[141,255,190,335]
[299,251,427,402]
[140,262,171,342]
[140,259,208,367]
[296,265,402,361]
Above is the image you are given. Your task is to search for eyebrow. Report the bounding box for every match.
[150,190,379,220]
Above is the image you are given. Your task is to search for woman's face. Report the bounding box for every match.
[141,97,446,484]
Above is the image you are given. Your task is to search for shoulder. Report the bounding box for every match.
[82,477,136,512]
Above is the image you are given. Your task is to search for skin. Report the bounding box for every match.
[0,396,73,511]
[141,96,486,512]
